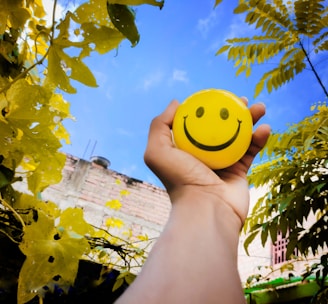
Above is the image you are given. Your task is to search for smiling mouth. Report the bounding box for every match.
[183,116,242,151]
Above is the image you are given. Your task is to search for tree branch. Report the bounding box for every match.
[299,40,328,98]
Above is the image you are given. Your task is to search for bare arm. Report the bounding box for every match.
[116,99,271,304]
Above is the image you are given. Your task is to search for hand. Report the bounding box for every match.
[144,98,270,225]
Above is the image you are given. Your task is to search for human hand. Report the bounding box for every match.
[144,98,270,225]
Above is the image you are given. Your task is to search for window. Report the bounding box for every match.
[271,230,298,265]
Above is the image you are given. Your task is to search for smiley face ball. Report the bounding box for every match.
[172,89,253,169]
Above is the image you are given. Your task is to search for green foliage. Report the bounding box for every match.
[216,0,328,97]
[0,0,162,302]
[215,2,328,300]
[244,103,328,298]
[107,4,140,46]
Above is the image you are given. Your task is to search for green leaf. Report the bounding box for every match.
[108,0,164,9]
[261,224,269,246]
[0,165,14,188]
[244,230,260,255]
[112,277,124,291]
[107,3,140,47]
[125,272,136,285]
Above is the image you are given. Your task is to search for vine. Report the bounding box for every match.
[0,0,163,303]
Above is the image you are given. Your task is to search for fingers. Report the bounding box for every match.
[146,100,179,147]
[241,124,271,170]
[249,102,266,125]
[155,99,179,128]
[240,96,266,126]
[235,100,270,172]
[249,124,271,157]
[144,100,179,169]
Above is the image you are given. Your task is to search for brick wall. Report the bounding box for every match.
[13,154,321,284]
[12,154,274,282]
[14,154,171,240]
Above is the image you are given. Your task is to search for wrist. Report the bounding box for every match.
[170,185,243,225]
[168,186,243,255]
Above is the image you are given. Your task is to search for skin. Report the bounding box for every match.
[115,98,271,304]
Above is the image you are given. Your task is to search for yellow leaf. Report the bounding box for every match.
[58,207,95,236]
[73,1,111,26]
[18,210,90,304]
[254,80,265,98]
[236,65,246,76]
[47,46,76,93]
[27,152,66,194]
[49,93,72,118]
[115,179,121,185]
[79,23,125,55]
[105,217,124,228]
[9,7,31,29]
[245,66,252,77]
[53,124,71,144]
[216,44,230,55]
[55,48,98,87]
[120,189,130,196]
[123,228,133,238]
[105,199,122,210]
[29,0,46,18]
[137,234,149,241]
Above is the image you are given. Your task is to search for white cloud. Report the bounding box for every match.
[42,0,79,25]
[116,128,133,137]
[140,70,164,91]
[171,69,189,84]
[121,164,137,177]
[225,14,256,40]
[105,87,113,101]
[197,10,218,39]
[93,70,108,87]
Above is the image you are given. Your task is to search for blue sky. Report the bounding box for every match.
[50,0,327,187]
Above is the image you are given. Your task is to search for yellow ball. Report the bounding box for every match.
[172,89,253,169]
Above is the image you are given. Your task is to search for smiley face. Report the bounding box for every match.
[172,89,253,169]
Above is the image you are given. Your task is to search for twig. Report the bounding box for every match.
[0,196,25,231]
[0,0,58,95]
[299,40,328,97]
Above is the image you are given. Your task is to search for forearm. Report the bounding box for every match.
[116,189,245,304]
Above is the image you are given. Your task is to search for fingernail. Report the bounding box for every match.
[258,102,266,108]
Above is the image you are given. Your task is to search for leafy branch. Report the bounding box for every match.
[216,0,328,98]
[0,0,164,303]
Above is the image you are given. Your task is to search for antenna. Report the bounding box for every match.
[82,139,91,159]
[90,140,97,158]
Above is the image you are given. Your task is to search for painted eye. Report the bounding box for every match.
[220,108,229,120]
[196,106,204,118]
